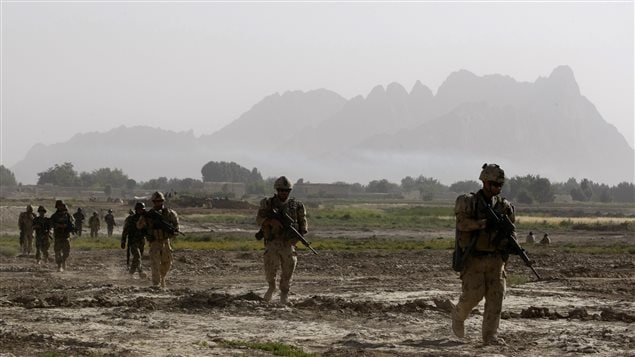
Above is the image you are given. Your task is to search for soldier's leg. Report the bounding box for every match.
[77,225,82,237]
[452,257,486,338]
[278,246,297,304]
[263,244,281,301]
[149,241,161,286]
[35,236,42,262]
[26,231,33,255]
[159,241,173,288]
[54,239,63,270]
[19,232,25,255]
[42,237,50,262]
[482,257,506,344]
[60,238,70,270]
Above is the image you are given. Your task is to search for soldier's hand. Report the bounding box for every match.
[120,241,126,249]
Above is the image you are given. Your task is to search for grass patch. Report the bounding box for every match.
[557,244,635,255]
[218,339,319,357]
[0,246,19,257]
[507,273,530,286]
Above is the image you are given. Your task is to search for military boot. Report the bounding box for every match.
[263,283,275,302]
[452,310,464,338]
[280,291,289,305]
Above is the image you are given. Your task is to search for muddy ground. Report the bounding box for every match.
[0,226,634,357]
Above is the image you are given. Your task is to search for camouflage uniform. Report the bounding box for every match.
[88,213,100,237]
[540,233,551,245]
[32,206,52,263]
[18,205,36,255]
[121,204,147,277]
[452,164,514,345]
[137,192,179,288]
[104,210,116,237]
[256,176,307,304]
[526,232,536,244]
[73,208,86,237]
[50,201,75,272]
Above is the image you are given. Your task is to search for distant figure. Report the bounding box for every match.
[73,208,86,237]
[89,212,101,237]
[32,206,52,265]
[540,233,551,245]
[526,231,536,244]
[18,205,36,256]
[104,209,116,237]
[50,201,75,272]
[121,202,148,279]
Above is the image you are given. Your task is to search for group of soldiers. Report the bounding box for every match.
[16,165,530,346]
[16,192,178,288]
[526,231,551,245]
[18,200,74,271]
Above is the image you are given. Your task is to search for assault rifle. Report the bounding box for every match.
[484,205,541,280]
[255,208,317,255]
[144,209,184,236]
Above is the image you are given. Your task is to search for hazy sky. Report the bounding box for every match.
[2,2,633,168]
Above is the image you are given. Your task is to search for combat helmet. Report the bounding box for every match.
[151,191,165,201]
[37,205,47,213]
[108,209,113,213]
[274,176,293,191]
[55,200,64,209]
[26,205,33,212]
[479,163,505,183]
[134,202,145,210]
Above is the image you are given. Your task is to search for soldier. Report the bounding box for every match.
[540,233,551,245]
[89,211,100,237]
[18,205,36,256]
[50,200,75,272]
[137,192,179,289]
[32,206,52,264]
[452,164,514,346]
[256,176,308,304]
[104,209,116,237]
[72,208,86,237]
[121,202,148,278]
[526,231,536,244]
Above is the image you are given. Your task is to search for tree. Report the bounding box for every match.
[126,179,137,190]
[449,180,481,194]
[37,162,79,186]
[610,182,635,203]
[0,165,18,186]
[529,177,554,203]
[366,179,400,193]
[104,184,112,197]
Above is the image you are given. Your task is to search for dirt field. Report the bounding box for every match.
[0,224,633,357]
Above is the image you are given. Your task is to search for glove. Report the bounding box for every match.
[120,241,126,249]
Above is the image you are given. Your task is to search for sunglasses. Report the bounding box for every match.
[488,181,503,188]
[277,189,291,193]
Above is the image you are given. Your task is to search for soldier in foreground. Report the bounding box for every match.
[105,209,116,237]
[137,192,179,289]
[256,176,308,304]
[73,207,86,237]
[50,201,75,272]
[18,205,36,256]
[89,211,100,237]
[121,202,147,279]
[32,206,52,264]
[452,164,514,345]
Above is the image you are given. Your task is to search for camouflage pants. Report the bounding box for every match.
[20,229,34,255]
[263,239,297,293]
[35,234,51,262]
[54,237,71,268]
[149,239,172,286]
[90,228,99,237]
[107,225,114,237]
[453,254,506,342]
[76,224,83,237]
[128,239,145,274]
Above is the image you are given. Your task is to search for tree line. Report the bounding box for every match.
[1,162,633,203]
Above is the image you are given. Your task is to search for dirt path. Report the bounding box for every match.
[0,246,633,356]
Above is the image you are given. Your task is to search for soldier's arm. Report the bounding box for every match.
[169,210,179,232]
[296,202,308,234]
[256,198,270,226]
[455,195,486,232]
